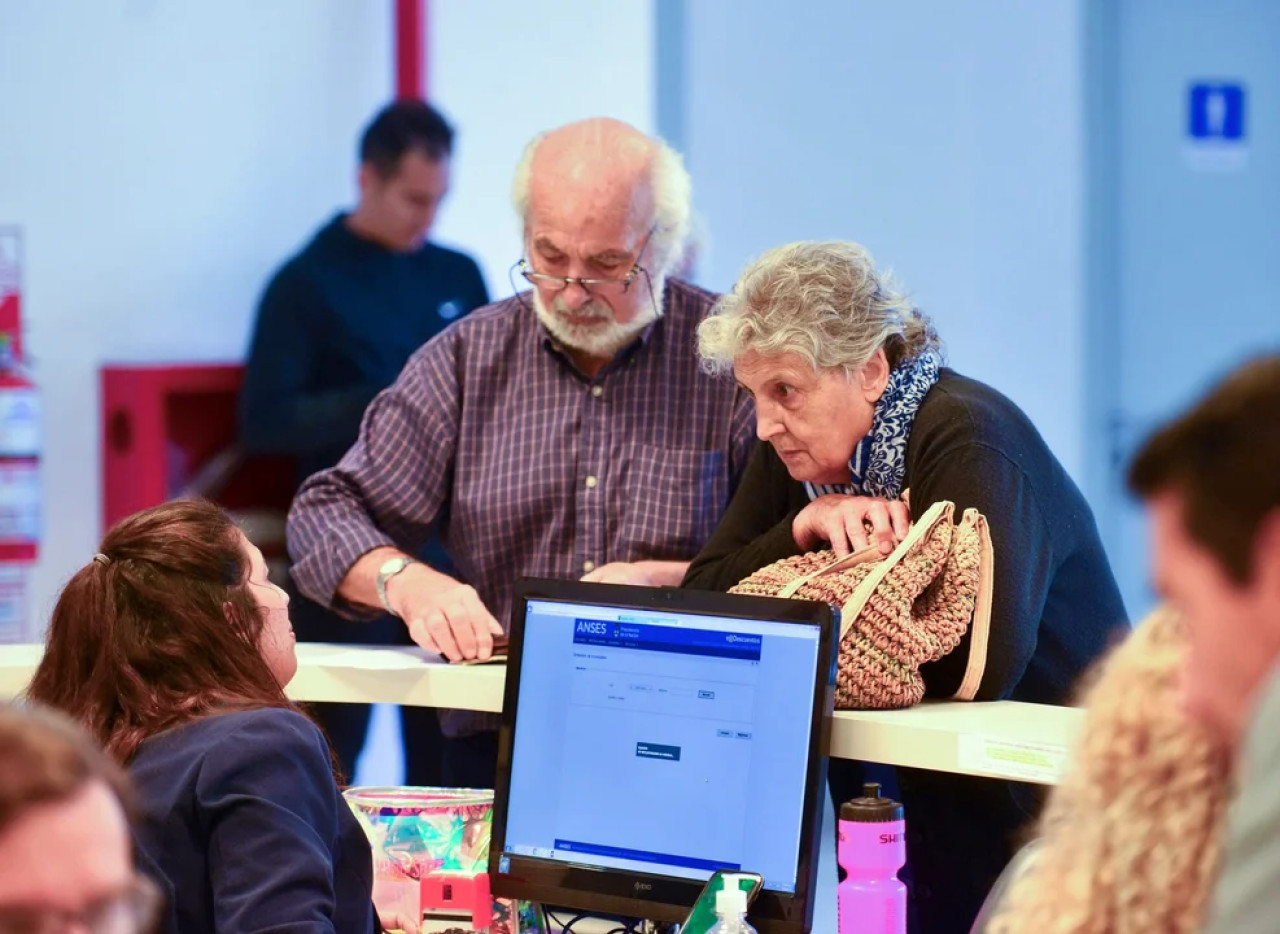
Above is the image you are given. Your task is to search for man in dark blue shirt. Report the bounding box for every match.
[240,99,488,785]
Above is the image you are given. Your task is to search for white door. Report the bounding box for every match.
[1104,0,1280,618]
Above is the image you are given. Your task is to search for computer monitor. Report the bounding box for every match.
[489,579,836,934]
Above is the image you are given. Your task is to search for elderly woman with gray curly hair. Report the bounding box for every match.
[682,241,1128,934]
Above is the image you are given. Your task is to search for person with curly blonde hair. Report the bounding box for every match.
[977,606,1233,933]
[980,353,1280,933]
[1129,354,1280,933]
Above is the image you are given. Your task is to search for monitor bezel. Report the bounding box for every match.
[489,578,836,934]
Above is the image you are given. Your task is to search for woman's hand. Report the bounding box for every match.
[580,560,689,587]
[379,909,420,934]
[792,495,911,557]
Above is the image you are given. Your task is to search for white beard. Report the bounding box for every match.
[532,277,666,362]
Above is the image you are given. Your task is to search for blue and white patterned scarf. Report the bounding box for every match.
[804,352,941,502]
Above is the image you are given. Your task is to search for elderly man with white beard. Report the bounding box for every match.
[286,117,756,787]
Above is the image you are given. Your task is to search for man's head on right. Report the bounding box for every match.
[1129,353,1280,749]
[355,99,454,252]
[510,118,692,366]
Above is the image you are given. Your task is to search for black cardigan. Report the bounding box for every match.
[683,368,1127,706]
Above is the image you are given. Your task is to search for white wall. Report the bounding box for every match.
[676,0,1090,483]
[12,0,1084,631]
[0,0,395,633]
[426,0,656,299]
[1100,0,1280,616]
[0,0,658,636]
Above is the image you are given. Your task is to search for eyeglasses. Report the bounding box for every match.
[0,875,161,934]
[514,227,655,297]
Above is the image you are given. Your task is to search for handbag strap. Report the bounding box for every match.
[775,544,882,599]
[951,508,995,701]
[774,491,913,599]
[833,500,954,638]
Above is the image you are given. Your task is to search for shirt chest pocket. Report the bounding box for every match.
[617,446,730,560]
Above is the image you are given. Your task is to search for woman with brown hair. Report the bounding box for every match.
[27,499,413,934]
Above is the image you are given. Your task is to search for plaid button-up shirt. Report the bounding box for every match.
[287,279,757,735]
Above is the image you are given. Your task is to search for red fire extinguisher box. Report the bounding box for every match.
[100,364,295,533]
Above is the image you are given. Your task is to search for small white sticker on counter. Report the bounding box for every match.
[957,734,1068,784]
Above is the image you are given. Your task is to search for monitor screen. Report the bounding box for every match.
[490,580,835,934]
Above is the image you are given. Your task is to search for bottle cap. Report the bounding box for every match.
[839,782,904,823]
[716,885,748,917]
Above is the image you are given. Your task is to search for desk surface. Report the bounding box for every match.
[0,642,1082,785]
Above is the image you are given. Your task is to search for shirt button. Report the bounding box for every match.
[591,385,604,398]
[585,475,598,489]
[583,560,596,573]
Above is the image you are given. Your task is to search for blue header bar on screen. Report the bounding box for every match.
[553,839,741,874]
[572,619,762,660]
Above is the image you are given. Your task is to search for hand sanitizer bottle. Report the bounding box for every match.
[707,884,757,934]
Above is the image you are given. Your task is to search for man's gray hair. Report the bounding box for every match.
[510,133,692,278]
[697,240,942,377]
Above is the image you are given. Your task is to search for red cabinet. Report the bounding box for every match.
[100,364,295,534]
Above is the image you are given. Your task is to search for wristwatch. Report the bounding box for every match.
[375,556,418,615]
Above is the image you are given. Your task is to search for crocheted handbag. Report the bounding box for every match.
[729,499,994,709]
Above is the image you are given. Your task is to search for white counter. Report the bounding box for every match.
[0,642,1082,785]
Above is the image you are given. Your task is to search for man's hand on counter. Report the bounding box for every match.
[385,563,504,663]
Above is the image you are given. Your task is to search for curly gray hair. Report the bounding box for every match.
[697,241,942,377]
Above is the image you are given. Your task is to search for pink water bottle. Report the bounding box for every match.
[838,782,906,934]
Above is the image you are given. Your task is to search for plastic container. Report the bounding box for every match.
[837,782,907,934]
[343,787,493,923]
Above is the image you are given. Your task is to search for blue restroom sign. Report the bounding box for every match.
[1188,82,1246,142]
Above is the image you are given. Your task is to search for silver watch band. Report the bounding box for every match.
[376,558,417,615]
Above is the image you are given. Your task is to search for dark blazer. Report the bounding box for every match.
[130,707,378,934]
